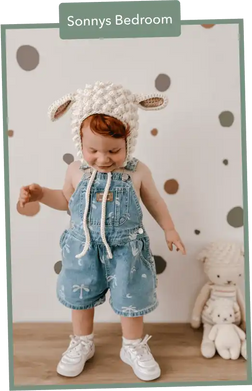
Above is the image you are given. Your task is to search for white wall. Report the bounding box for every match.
[6,24,245,322]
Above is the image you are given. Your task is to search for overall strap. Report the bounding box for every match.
[124,157,139,172]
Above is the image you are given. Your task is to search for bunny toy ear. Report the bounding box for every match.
[196,248,208,263]
[134,93,168,111]
[48,93,75,121]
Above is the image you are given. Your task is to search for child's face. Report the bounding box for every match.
[81,123,126,172]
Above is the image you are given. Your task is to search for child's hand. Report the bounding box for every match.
[165,229,186,255]
[19,184,43,207]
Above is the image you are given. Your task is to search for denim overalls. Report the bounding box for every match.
[57,158,158,317]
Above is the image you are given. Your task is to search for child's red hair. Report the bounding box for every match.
[81,114,130,139]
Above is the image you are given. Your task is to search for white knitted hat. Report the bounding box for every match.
[48,81,168,166]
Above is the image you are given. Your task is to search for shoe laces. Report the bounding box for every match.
[62,335,93,357]
[127,334,152,361]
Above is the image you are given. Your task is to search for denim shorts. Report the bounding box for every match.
[57,227,158,317]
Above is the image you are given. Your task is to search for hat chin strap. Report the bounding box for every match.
[75,170,113,260]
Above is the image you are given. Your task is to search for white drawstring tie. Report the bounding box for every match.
[100,172,113,259]
[76,170,113,260]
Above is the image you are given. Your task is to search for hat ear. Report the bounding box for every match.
[48,93,75,121]
[134,93,168,111]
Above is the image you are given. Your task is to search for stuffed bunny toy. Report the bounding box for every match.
[191,241,246,359]
[206,298,246,360]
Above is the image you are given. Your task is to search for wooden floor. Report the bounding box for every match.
[13,323,247,387]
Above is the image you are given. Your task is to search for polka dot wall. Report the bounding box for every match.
[7,24,244,322]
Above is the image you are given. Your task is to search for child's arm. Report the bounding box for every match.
[138,162,174,231]
[19,163,75,211]
[39,188,69,210]
[138,161,186,254]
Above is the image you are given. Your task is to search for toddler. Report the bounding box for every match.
[19,81,186,381]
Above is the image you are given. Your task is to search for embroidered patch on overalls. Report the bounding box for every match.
[96,192,114,202]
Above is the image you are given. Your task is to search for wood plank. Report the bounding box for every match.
[12,323,247,386]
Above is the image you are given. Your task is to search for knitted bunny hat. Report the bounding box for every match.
[48,81,168,166]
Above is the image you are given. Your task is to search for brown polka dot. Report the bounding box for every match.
[164,179,179,195]
[16,45,40,71]
[202,24,215,28]
[195,230,201,235]
[151,128,158,136]
[54,261,62,275]
[63,153,74,165]
[155,74,171,92]
[16,201,40,216]
[8,130,14,137]
[223,159,229,165]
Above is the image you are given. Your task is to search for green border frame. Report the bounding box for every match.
[1,18,251,391]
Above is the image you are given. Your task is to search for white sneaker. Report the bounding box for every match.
[120,335,161,381]
[57,335,95,377]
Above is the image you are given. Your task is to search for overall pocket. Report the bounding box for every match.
[114,187,130,226]
[139,237,158,289]
[59,229,69,249]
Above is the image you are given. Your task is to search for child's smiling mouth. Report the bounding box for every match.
[96,164,114,170]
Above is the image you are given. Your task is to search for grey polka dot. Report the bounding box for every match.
[194,230,200,235]
[219,111,234,127]
[155,74,171,92]
[16,45,39,71]
[54,261,62,274]
[63,153,74,165]
[227,207,243,228]
[223,159,229,165]
[154,256,167,274]
[67,209,71,216]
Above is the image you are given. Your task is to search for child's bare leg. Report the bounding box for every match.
[121,316,143,339]
[120,315,160,381]
[57,308,95,377]
[72,309,94,335]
